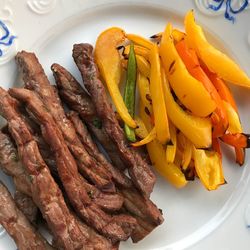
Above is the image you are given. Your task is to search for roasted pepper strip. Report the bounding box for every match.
[136,55,150,78]
[132,127,156,147]
[123,44,149,60]
[134,116,148,139]
[159,23,216,117]
[166,122,177,163]
[149,44,170,144]
[175,39,228,137]
[150,29,185,43]
[193,148,225,190]
[220,133,250,148]
[235,147,245,166]
[124,44,137,142]
[161,67,212,148]
[126,34,154,49]
[212,137,222,158]
[95,27,136,128]
[140,102,187,188]
[185,10,250,88]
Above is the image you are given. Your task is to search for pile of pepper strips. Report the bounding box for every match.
[94,10,250,191]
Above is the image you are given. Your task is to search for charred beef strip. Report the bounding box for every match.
[67,111,132,188]
[15,51,115,193]
[0,88,86,249]
[0,130,31,196]
[14,190,38,225]
[9,87,137,243]
[0,181,54,250]
[51,64,164,241]
[51,63,126,171]
[72,43,155,197]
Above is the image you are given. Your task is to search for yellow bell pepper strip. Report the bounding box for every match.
[123,44,137,142]
[126,33,154,49]
[159,23,216,117]
[134,116,148,139]
[136,55,150,78]
[222,100,242,134]
[166,122,177,163]
[122,44,149,60]
[137,73,153,116]
[177,132,193,170]
[95,27,136,128]
[149,44,170,144]
[161,67,212,148]
[139,102,188,188]
[175,39,228,137]
[193,148,225,190]
[202,65,238,113]
[185,10,250,88]
[132,127,156,147]
[150,29,185,43]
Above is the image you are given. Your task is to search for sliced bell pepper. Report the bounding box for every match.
[140,102,188,188]
[202,64,238,113]
[166,122,177,163]
[220,133,250,149]
[134,116,148,139]
[126,33,154,49]
[185,10,250,88]
[95,27,136,128]
[159,23,216,117]
[172,29,185,43]
[123,44,149,60]
[136,55,150,78]
[124,44,137,142]
[161,67,212,148]
[235,147,245,166]
[149,43,170,144]
[212,137,222,158]
[193,148,225,190]
[132,127,156,147]
[175,39,228,137]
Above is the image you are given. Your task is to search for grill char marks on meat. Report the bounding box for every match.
[51,62,126,171]
[67,111,132,188]
[15,51,115,193]
[9,88,137,243]
[72,43,156,197]
[0,181,53,250]
[14,190,38,225]
[51,64,164,241]
[0,88,86,249]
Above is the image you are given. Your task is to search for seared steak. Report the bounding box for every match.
[51,63,126,171]
[0,181,53,250]
[72,43,155,197]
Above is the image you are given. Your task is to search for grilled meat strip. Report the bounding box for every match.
[67,111,132,188]
[9,87,137,243]
[0,130,31,196]
[0,88,86,249]
[51,63,126,171]
[0,181,53,250]
[14,190,38,225]
[72,43,155,197]
[51,64,164,241]
[16,51,115,193]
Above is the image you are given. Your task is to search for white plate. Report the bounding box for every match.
[1,0,250,249]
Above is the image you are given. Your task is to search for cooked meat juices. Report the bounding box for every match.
[51,63,127,171]
[15,51,115,193]
[0,88,86,249]
[51,63,164,240]
[9,87,137,243]
[0,181,53,250]
[72,43,156,196]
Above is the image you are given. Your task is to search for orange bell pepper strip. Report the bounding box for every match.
[202,65,238,113]
[126,34,154,49]
[175,39,228,137]
[220,133,250,148]
[185,10,250,88]
[95,27,136,128]
[139,102,187,188]
[212,137,222,158]
[149,44,170,144]
[159,23,216,117]
[193,148,225,190]
[235,147,245,166]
